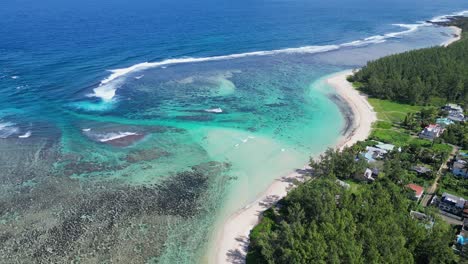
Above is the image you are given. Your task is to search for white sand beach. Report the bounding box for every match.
[212,70,377,264]
[443,26,462,47]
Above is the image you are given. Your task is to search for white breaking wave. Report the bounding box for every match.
[0,122,19,138]
[88,10,468,103]
[97,132,140,142]
[430,10,468,23]
[82,128,91,132]
[204,108,223,113]
[18,131,31,138]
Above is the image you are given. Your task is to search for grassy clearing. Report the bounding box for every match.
[343,180,362,194]
[370,129,411,146]
[438,173,468,199]
[368,98,423,123]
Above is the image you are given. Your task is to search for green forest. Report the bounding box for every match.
[246,147,459,264]
[348,18,468,106]
[247,18,468,264]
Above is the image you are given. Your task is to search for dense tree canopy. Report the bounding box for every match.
[441,122,468,149]
[349,18,468,106]
[247,148,458,264]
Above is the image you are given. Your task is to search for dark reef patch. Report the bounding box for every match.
[0,161,230,263]
[327,94,354,136]
[123,148,170,163]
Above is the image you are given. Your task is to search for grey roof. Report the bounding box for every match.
[454,160,467,169]
[412,165,432,174]
[442,193,466,208]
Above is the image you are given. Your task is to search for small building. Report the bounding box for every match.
[419,124,444,140]
[363,146,387,162]
[436,117,454,128]
[439,193,466,216]
[453,160,468,178]
[443,103,463,113]
[464,201,468,219]
[411,165,432,176]
[375,143,395,152]
[406,183,424,200]
[448,112,465,122]
[354,168,375,182]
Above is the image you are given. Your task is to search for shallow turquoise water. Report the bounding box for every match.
[0,1,465,262]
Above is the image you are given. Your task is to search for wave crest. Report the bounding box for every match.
[87,10,468,103]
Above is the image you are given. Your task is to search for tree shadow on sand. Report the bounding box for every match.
[226,236,249,264]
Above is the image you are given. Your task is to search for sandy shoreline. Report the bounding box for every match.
[209,22,464,264]
[212,70,376,264]
[443,26,462,47]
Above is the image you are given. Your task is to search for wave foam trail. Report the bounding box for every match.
[99,132,139,142]
[84,131,140,142]
[18,131,31,138]
[430,10,468,23]
[88,10,468,102]
[204,108,223,113]
[0,122,19,138]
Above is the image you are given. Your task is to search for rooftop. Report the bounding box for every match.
[412,165,432,174]
[375,143,395,152]
[454,160,467,169]
[406,184,424,197]
[441,193,465,208]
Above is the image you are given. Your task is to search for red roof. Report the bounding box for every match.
[406,184,424,197]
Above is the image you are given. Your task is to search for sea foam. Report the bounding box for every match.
[204,108,223,113]
[0,122,19,138]
[18,131,31,138]
[97,132,139,142]
[88,11,468,103]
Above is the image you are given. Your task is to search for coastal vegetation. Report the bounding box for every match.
[441,123,468,149]
[246,149,458,263]
[348,18,468,107]
[247,17,468,264]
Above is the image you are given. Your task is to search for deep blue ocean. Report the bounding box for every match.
[0,0,467,263]
[1,0,467,113]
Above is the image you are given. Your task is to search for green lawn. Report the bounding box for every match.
[370,129,411,146]
[368,98,423,123]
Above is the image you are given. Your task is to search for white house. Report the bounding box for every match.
[419,124,443,140]
[443,103,463,113]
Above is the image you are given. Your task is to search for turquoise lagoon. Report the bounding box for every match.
[0,1,467,262]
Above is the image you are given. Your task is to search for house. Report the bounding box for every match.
[355,168,375,182]
[363,168,375,181]
[411,165,432,176]
[439,193,466,216]
[448,112,465,122]
[436,117,454,128]
[419,124,444,140]
[464,201,468,219]
[375,143,395,152]
[453,159,468,178]
[363,146,387,162]
[443,104,465,122]
[406,183,424,200]
[443,103,463,113]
